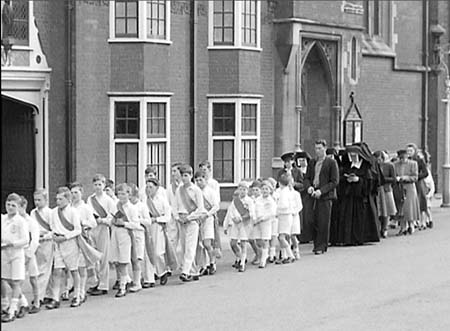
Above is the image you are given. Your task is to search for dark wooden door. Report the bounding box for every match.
[1,96,36,213]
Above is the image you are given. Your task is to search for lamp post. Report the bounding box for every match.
[441,49,450,207]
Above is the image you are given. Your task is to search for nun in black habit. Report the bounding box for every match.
[336,144,380,245]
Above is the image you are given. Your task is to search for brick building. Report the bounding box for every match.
[1,0,449,209]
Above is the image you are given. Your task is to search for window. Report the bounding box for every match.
[110,0,171,43]
[241,0,257,47]
[350,37,357,81]
[1,0,29,46]
[213,0,234,45]
[365,0,382,38]
[209,0,260,49]
[115,0,138,38]
[209,99,260,184]
[111,97,170,187]
[147,0,166,39]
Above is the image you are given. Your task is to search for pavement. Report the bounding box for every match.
[4,197,450,331]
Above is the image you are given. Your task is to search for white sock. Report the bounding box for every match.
[19,294,29,307]
[269,247,276,258]
[9,298,19,314]
[261,248,268,265]
[133,270,141,288]
[1,297,10,311]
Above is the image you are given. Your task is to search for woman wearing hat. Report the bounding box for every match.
[294,151,313,244]
[394,149,420,235]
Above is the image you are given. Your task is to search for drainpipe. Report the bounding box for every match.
[65,0,75,184]
[422,0,429,152]
[189,0,198,167]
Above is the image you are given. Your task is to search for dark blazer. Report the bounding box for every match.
[304,157,339,200]
[277,166,304,193]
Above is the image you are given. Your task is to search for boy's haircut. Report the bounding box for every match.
[315,139,327,147]
[171,162,182,169]
[145,165,158,175]
[194,170,206,179]
[261,180,274,193]
[70,181,83,191]
[238,181,250,189]
[278,174,290,186]
[128,183,139,197]
[105,178,115,189]
[93,173,106,183]
[179,164,193,175]
[19,195,28,208]
[34,188,48,200]
[6,193,21,203]
[250,180,262,189]
[146,178,160,187]
[116,183,131,194]
[57,186,72,200]
[198,160,211,169]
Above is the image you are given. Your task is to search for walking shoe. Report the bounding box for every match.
[427,221,433,229]
[232,260,239,268]
[70,297,81,308]
[86,285,98,295]
[142,282,153,288]
[61,290,70,301]
[209,263,217,275]
[112,280,120,290]
[238,264,246,272]
[1,311,16,323]
[179,273,192,282]
[199,267,209,276]
[115,289,126,298]
[128,284,142,293]
[192,275,200,281]
[275,258,284,264]
[283,257,295,264]
[16,305,29,318]
[45,300,60,310]
[267,256,275,264]
[90,289,108,296]
[29,304,40,314]
[407,227,414,235]
[160,272,169,285]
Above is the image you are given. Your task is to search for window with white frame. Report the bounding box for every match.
[110,0,170,42]
[209,99,260,184]
[209,0,260,49]
[112,97,170,188]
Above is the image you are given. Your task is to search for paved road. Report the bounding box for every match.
[5,203,450,331]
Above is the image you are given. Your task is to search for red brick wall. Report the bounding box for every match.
[355,56,422,152]
[34,1,68,205]
[75,2,111,191]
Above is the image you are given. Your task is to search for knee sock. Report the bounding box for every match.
[269,247,276,258]
[80,276,87,299]
[9,298,19,314]
[133,270,141,288]
[260,248,268,265]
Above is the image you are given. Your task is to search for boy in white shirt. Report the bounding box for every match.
[129,184,152,292]
[174,164,206,282]
[109,183,141,297]
[223,181,255,272]
[194,170,220,275]
[30,189,53,307]
[267,177,279,263]
[1,193,29,323]
[17,196,40,317]
[289,178,303,259]
[276,174,295,264]
[254,181,277,268]
[87,174,116,296]
[70,182,98,304]
[46,187,82,309]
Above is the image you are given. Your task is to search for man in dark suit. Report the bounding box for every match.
[277,152,303,192]
[303,140,339,255]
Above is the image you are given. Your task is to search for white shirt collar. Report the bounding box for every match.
[351,159,363,169]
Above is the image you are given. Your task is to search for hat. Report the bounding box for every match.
[397,149,408,157]
[295,151,311,160]
[345,145,362,155]
[280,152,295,161]
[326,148,338,156]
